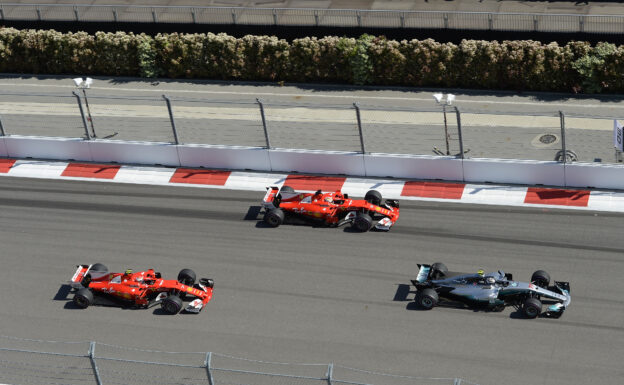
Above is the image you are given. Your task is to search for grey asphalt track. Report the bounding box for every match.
[0,176,623,385]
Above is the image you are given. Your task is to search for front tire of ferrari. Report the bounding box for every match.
[416,288,439,310]
[178,269,196,286]
[280,185,295,194]
[73,288,94,309]
[161,295,183,315]
[530,270,550,288]
[264,208,285,228]
[364,190,382,206]
[352,213,373,232]
[523,297,542,319]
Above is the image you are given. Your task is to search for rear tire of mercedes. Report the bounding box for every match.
[264,208,285,228]
[416,288,439,310]
[523,297,542,319]
[431,262,448,279]
[530,270,550,288]
[352,213,373,232]
[73,288,94,309]
[364,190,382,206]
[178,269,196,286]
[161,295,183,315]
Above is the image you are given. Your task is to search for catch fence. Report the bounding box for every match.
[0,335,477,385]
[0,91,620,165]
[0,4,624,34]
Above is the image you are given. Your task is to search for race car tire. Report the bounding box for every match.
[178,269,196,286]
[161,295,183,315]
[90,263,108,272]
[280,186,295,194]
[523,297,542,319]
[352,213,373,232]
[364,190,382,206]
[431,262,448,279]
[416,288,439,310]
[73,288,94,309]
[530,270,550,288]
[264,208,285,228]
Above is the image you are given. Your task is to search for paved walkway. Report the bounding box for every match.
[8,0,624,15]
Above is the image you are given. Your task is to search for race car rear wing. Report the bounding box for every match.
[410,264,432,286]
[262,187,280,209]
[70,264,91,288]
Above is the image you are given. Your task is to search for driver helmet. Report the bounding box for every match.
[477,269,485,276]
[486,277,495,284]
[124,269,133,276]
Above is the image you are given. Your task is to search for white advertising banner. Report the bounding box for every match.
[614,120,624,151]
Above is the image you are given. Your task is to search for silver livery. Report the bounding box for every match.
[411,263,571,319]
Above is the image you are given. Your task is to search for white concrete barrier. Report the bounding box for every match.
[0,137,7,157]
[177,144,271,170]
[363,153,463,180]
[268,149,366,175]
[4,136,92,161]
[463,158,565,186]
[89,140,180,167]
[565,162,624,189]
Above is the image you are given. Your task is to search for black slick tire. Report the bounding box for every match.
[73,288,94,309]
[416,288,439,310]
[431,262,448,279]
[161,295,183,315]
[264,208,285,228]
[178,269,196,286]
[523,297,542,319]
[530,270,550,288]
[352,213,373,232]
[280,186,295,194]
[364,190,382,206]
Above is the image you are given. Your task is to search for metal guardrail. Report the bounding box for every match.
[0,335,477,385]
[0,91,620,164]
[1,3,624,34]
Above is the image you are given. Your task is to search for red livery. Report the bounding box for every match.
[69,263,213,314]
[261,186,400,231]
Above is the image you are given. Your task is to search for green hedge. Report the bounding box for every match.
[2,27,624,93]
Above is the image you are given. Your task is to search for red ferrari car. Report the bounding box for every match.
[261,186,399,231]
[69,264,213,314]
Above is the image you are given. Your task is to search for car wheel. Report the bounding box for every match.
[280,185,295,194]
[264,208,285,228]
[161,295,183,315]
[352,213,373,232]
[364,190,382,206]
[178,269,196,286]
[523,297,542,319]
[90,263,108,273]
[73,288,94,309]
[416,288,439,310]
[431,262,448,279]
[530,270,550,288]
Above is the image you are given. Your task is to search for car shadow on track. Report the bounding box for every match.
[53,284,73,301]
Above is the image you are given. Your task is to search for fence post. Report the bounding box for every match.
[162,95,180,145]
[453,378,462,385]
[256,98,272,149]
[559,110,567,164]
[454,106,464,159]
[89,342,103,385]
[204,352,215,385]
[353,102,366,154]
[0,115,6,136]
[326,363,333,385]
[72,91,91,140]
